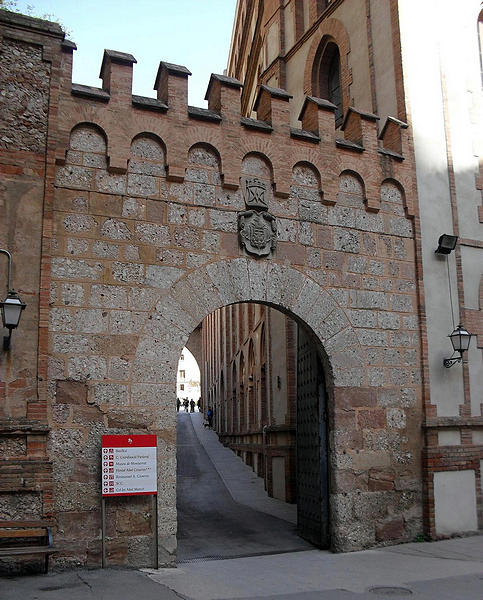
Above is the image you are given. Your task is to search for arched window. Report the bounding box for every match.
[316,41,343,127]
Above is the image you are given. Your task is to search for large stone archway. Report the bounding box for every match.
[129,257,392,561]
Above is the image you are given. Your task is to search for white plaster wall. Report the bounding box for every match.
[177,347,201,401]
[437,430,460,446]
[461,246,483,416]
[473,430,483,444]
[398,0,483,417]
[434,470,478,535]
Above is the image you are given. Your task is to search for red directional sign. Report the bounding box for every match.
[101,435,157,497]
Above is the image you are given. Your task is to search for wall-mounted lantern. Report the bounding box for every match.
[443,324,473,368]
[0,249,26,351]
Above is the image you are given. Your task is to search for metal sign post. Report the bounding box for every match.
[101,434,158,568]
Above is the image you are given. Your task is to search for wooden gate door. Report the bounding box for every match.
[296,325,329,547]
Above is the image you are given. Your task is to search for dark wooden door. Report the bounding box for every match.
[296,325,329,547]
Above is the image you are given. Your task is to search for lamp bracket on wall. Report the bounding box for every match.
[0,249,26,351]
[443,324,472,368]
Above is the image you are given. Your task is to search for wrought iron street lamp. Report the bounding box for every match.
[0,249,26,351]
[443,324,473,368]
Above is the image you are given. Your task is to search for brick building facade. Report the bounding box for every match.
[0,0,481,570]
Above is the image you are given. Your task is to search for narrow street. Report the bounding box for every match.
[176,411,312,561]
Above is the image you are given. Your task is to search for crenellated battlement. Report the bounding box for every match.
[53,45,415,215]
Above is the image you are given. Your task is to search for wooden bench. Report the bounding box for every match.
[0,521,56,574]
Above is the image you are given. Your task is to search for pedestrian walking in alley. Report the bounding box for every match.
[190,399,195,413]
[207,407,213,428]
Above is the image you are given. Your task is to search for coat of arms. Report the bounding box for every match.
[238,177,277,257]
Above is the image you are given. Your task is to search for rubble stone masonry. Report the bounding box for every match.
[0,10,432,569]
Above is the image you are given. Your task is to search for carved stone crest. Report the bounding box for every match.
[238,210,277,257]
[238,176,277,257]
[242,177,268,211]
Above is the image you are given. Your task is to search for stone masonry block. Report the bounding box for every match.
[74,309,109,333]
[96,171,126,195]
[298,221,314,245]
[67,356,107,380]
[61,283,85,306]
[389,294,413,312]
[189,208,206,228]
[193,183,215,206]
[277,218,297,242]
[91,383,128,407]
[334,229,360,253]
[92,241,120,258]
[247,260,269,303]
[387,408,406,429]
[347,309,377,328]
[144,265,183,289]
[378,312,400,330]
[324,326,359,355]
[128,288,160,311]
[328,206,356,228]
[63,214,98,233]
[70,125,106,153]
[154,294,198,334]
[172,227,200,249]
[368,367,385,387]
[402,315,418,330]
[111,262,144,284]
[168,204,187,224]
[209,209,237,232]
[122,198,145,219]
[227,258,250,303]
[351,290,388,310]
[66,238,90,256]
[100,218,132,240]
[299,199,328,224]
[109,311,147,335]
[316,308,348,342]
[304,288,337,333]
[136,222,170,246]
[205,261,238,306]
[53,333,90,353]
[357,329,387,346]
[202,231,220,253]
[127,174,157,197]
[347,256,366,273]
[355,211,384,232]
[90,285,127,309]
[52,257,103,280]
[109,357,132,380]
[186,253,210,269]
[55,165,93,189]
[292,277,323,318]
[331,349,365,370]
[185,268,224,315]
[50,308,74,332]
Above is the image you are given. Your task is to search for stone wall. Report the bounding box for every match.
[0,11,64,536]
[1,10,424,569]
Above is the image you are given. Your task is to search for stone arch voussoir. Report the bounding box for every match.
[133,258,365,397]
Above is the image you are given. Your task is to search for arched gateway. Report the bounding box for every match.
[0,35,422,569]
